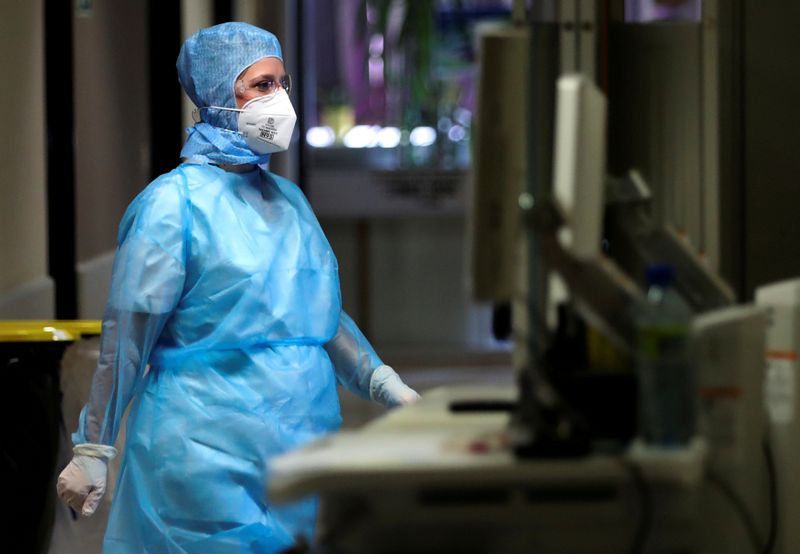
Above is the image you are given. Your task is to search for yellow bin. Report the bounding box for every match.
[0,320,99,553]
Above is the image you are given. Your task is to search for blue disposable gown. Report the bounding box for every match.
[74,162,383,553]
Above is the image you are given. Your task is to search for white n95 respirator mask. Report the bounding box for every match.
[237,89,297,154]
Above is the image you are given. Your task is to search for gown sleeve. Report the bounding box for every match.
[72,172,190,447]
[324,311,384,400]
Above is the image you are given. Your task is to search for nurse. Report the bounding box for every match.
[57,22,419,553]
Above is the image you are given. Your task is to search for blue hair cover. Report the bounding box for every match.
[177,22,284,165]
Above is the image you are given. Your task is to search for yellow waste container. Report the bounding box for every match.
[0,321,99,553]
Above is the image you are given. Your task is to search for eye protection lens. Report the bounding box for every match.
[238,74,292,96]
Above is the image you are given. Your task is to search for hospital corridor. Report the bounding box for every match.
[2,1,800,553]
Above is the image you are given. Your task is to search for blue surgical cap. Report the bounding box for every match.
[177,22,283,132]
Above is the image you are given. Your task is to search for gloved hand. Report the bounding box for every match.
[369,365,421,408]
[56,443,117,517]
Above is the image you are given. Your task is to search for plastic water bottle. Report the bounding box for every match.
[635,264,696,446]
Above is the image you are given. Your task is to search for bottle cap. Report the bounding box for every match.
[645,264,675,287]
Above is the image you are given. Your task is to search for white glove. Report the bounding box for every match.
[369,365,421,408]
[56,443,117,517]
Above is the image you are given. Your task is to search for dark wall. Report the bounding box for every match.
[741,0,800,297]
[720,0,800,299]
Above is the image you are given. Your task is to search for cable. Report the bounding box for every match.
[707,469,762,553]
[762,437,777,554]
[617,436,777,554]
[617,458,652,554]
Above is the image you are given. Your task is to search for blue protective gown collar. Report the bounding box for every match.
[181,122,271,166]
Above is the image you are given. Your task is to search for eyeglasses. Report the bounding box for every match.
[237,74,292,97]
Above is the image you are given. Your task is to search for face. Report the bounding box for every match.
[234,57,289,108]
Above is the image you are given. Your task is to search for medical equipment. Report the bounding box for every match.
[756,278,800,554]
[267,3,781,551]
